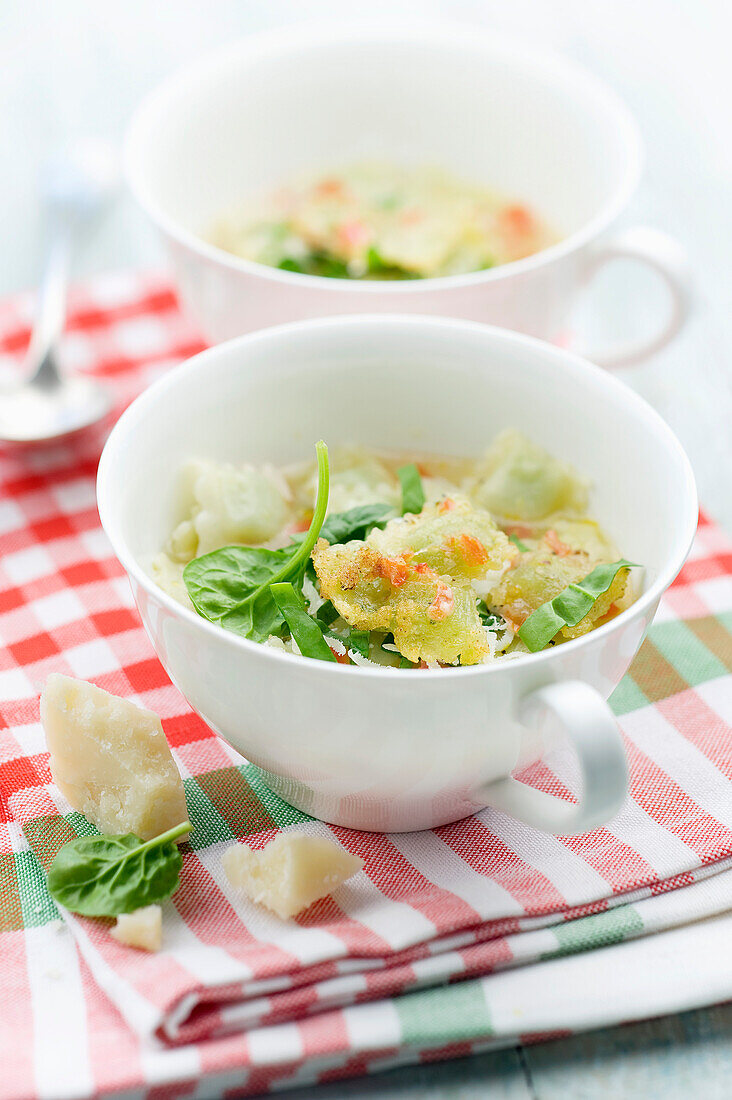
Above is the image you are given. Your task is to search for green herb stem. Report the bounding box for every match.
[129,820,191,856]
[239,440,329,609]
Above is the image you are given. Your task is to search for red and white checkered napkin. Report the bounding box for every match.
[2,271,732,1100]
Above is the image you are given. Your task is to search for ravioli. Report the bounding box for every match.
[311,540,490,665]
[492,535,629,641]
[298,449,400,515]
[169,459,289,559]
[368,498,516,582]
[465,429,589,522]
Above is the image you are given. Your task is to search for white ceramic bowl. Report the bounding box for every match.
[125,22,690,367]
[97,316,697,835]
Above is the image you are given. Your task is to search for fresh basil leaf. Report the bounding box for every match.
[270,582,337,662]
[509,533,529,552]
[184,441,330,641]
[47,821,190,917]
[315,503,396,545]
[397,464,425,515]
[518,559,638,653]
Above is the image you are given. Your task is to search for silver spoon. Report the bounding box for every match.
[0,144,117,444]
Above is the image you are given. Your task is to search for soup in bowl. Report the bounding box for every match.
[97,316,696,834]
[152,433,638,670]
[125,23,690,366]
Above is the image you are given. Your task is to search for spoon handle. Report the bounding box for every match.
[25,214,75,389]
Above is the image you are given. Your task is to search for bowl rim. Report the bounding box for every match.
[97,313,698,680]
[123,20,644,295]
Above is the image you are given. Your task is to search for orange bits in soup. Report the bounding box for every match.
[367,499,515,584]
[311,539,490,666]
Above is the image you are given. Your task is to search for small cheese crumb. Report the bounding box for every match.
[40,673,188,841]
[222,832,364,920]
[110,905,162,952]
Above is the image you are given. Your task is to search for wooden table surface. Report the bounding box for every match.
[3,1,731,1095]
[281,1004,732,1099]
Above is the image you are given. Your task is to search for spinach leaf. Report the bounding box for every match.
[184,545,295,642]
[278,252,350,278]
[47,821,190,917]
[346,630,371,658]
[270,582,337,663]
[327,626,370,659]
[315,600,340,627]
[277,257,305,274]
[309,251,350,279]
[314,600,370,659]
[366,246,414,279]
[397,464,425,515]
[315,503,396,544]
[184,441,330,641]
[518,559,638,652]
[366,246,391,273]
[508,533,529,552]
[479,606,506,631]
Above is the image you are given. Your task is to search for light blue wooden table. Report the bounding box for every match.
[4,2,732,1095]
[282,1005,732,1099]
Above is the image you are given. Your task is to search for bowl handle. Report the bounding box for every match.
[479,681,628,835]
[577,226,692,368]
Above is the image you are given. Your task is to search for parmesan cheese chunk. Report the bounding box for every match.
[222,832,364,920]
[110,905,162,952]
[40,674,188,841]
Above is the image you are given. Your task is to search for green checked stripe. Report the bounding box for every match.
[0,851,24,932]
[194,765,277,838]
[23,813,81,870]
[542,905,644,959]
[626,636,687,704]
[395,981,493,1046]
[687,613,732,673]
[241,764,314,829]
[611,613,732,715]
[610,676,649,717]
[18,811,99,929]
[183,774,237,851]
[15,850,59,928]
[651,620,727,687]
[186,764,312,850]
